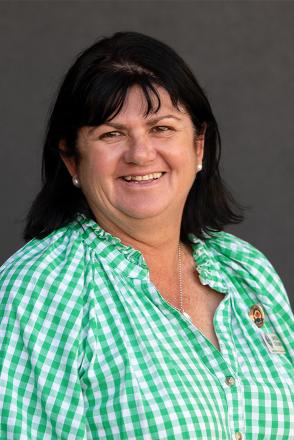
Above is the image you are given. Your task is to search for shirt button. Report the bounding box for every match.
[235,432,243,440]
[225,376,235,386]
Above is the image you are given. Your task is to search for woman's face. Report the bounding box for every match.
[62,85,204,231]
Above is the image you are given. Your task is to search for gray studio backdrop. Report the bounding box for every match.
[0,1,293,308]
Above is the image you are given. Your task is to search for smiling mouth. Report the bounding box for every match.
[121,172,165,182]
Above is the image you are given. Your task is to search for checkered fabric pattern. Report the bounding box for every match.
[0,213,293,439]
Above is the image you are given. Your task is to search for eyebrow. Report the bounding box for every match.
[88,115,182,133]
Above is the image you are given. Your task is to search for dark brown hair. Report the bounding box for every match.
[24,31,245,242]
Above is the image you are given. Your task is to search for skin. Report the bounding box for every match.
[61,85,224,351]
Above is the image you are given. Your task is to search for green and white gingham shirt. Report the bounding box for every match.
[0,214,293,439]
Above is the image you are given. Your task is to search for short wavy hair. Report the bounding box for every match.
[24,31,245,242]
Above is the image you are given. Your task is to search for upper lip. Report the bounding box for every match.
[119,171,166,177]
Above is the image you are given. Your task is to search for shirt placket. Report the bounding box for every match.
[179,289,246,440]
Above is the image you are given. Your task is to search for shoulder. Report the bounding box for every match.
[205,230,267,264]
[0,221,93,389]
[202,230,292,312]
[0,220,91,364]
[0,220,87,305]
[204,229,279,276]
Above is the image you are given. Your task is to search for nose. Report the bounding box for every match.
[124,134,156,165]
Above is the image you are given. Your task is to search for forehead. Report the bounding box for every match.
[113,84,188,120]
[78,84,194,141]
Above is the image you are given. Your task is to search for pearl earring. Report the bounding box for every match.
[72,175,80,188]
[197,164,202,171]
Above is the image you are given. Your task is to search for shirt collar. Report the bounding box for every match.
[76,213,227,292]
[189,234,228,294]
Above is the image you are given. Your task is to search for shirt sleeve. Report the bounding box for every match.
[0,234,88,439]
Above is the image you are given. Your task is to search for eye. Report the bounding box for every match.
[152,125,173,133]
[99,131,122,139]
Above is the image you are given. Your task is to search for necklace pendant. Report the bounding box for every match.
[183,311,191,320]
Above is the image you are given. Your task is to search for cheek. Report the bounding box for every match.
[171,145,197,171]
[178,149,198,186]
[79,151,115,183]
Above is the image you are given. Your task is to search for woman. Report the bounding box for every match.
[0,31,293,439]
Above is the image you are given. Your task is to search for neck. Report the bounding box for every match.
[93,210,195,315]
[93,210,182,271]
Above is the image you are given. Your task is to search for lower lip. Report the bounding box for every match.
[119,174,165,187]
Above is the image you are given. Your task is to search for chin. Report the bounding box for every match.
[119,204,169,220]
[115,197,181,221]
[124,210,164,220]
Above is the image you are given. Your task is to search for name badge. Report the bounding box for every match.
[261,332,286,354]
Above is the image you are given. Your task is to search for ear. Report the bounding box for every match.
[194,123,206,163]
[59,140,78,177]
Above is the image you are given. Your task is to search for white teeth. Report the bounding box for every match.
[123,172,163,182]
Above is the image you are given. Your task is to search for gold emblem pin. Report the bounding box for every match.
[249,304,265,328]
